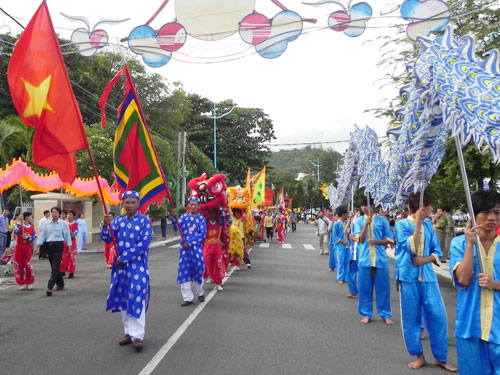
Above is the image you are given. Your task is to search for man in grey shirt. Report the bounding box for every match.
[36,207,71,296]
[0,209,10,258]
[314,211,331,255]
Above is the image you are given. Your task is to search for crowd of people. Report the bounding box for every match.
[2,187,499,374]
[0,207,91,292]
[314,190,500,374]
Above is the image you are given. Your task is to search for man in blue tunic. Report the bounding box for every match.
[395,192,457,372]
[354,197,394,325]
[346,211,359,298]
[450,190,500,374]
[175,197,207,306]
[331,206,350,284]
[101,191,152,351]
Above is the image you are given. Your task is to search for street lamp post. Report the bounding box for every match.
[308,159,322,183]
[205,103,235,169]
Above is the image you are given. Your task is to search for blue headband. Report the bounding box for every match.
[188,196,200,203]
[122,191,140,200]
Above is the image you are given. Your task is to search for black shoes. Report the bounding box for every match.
[181,301,193,306]
[46,289,52,296]
[68,273,74,279]
[198,295,205,302]
[61,273,66,277]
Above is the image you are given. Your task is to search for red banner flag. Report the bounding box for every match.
[264,189,274,206]
[7,1,88,182]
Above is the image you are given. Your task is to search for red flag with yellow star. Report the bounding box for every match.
[7,1,88,182]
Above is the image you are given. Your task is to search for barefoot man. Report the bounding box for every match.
[395,192,457,372]
[354,197,395,325]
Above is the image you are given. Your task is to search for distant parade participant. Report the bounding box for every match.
[13,212,36,290]
[76,213,88,253]
[101,191,152,351]
[38,210,50,259]
[264,210,274,242]
[229,208,252,269]
[203,208,225,291]
[102,212,116,268]
[315,211,331,256]
[175,197,207,306]
[331,207,350,284]
[346,212,359,298]
[395,192,457,372]
[36,207,72,296]
[276,210,287,244]
[450,190,500,374]
[354,197,394,325]
[60,210,78,278]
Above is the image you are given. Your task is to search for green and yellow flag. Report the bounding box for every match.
[251,166,266,208]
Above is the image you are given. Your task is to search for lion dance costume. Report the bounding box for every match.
[188,173,229,286]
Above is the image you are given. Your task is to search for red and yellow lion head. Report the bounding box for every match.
[188,173,227,212]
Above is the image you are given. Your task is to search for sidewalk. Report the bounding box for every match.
[386,247,451,280]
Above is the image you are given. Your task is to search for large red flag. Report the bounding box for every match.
[7,1,88,182]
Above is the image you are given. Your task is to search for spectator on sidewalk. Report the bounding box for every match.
[76,213,88,253]
[0,209,10,258]
[38,210,50,259]
[433,206,454,263]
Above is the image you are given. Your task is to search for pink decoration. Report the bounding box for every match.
[239,13,272,45]
[328,10,350,32]
[157,22,187,51]
[0,159,122,205]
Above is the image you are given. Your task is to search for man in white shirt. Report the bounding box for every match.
[38,210,50,259]
[36,207,71,296]
[314,211,331,255]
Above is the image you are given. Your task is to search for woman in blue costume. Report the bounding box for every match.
[175,197,207,306]
[101,191,152,351]
[395,192,457,372]
[450,190,500,375]
[353,197,394,325]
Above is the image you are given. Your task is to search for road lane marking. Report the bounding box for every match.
[281,243,292,249]
[169,244,179,248]
[259,243,269,248]
[138,248,253,375]
[303,244,315,250]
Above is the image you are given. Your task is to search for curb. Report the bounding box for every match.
[386,248,452,281]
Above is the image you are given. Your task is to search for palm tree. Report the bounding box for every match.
[0,118,25,167]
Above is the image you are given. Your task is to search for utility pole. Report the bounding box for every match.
[205,102,235,169]
[308,158,322,183]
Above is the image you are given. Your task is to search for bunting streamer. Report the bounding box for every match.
[0,158,121,205]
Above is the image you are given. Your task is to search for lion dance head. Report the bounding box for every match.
[188,173,227,214]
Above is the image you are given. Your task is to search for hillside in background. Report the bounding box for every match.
[268,146,343,183]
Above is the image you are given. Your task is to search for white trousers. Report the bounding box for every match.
[121,307,146,340]
[180,281,204,302]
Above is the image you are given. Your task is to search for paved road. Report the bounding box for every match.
[0,224,458,375]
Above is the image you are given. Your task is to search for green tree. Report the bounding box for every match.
[184,95,275,183]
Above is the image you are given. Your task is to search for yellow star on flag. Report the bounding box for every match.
[22,75,55,118]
